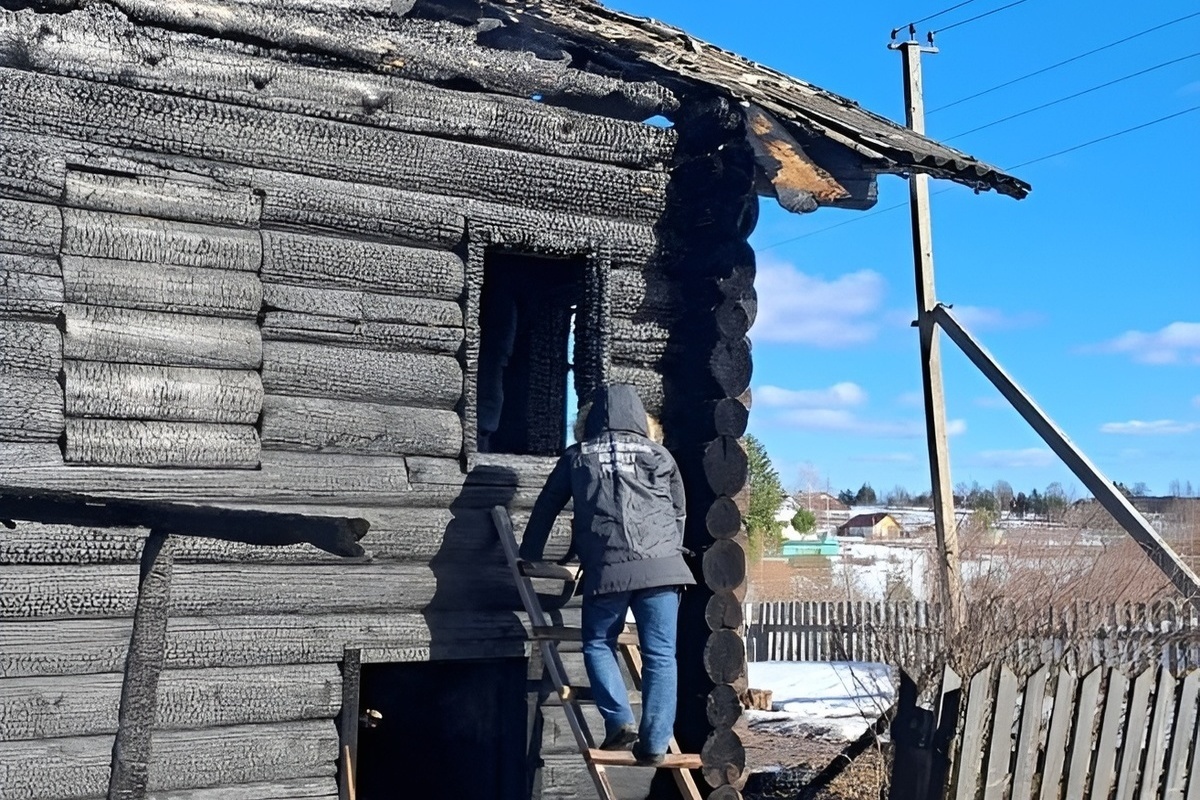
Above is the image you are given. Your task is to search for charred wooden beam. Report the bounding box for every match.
[62,256,262,318]
[6,720,339,799]
[107,530,174,800]
[64,419,261,469]
[64,363,264,425]
[0,443,413,504]
[0,663,342,741]
[0,66,670,223]
[0,8,676,169]
[0,489,369,557]
[3,609,532,678]
[62,304,263,370]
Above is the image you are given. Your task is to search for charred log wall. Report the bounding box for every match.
[0,3,761,799]
[652,98,757,798]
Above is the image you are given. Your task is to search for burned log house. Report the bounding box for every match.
[0,1,1027,798]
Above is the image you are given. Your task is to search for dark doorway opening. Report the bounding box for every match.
[355,658,528,799]
[477,251,587,456]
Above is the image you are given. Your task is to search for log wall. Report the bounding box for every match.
[0,2,754,799]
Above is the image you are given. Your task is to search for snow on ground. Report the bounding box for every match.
[746,661,895,742]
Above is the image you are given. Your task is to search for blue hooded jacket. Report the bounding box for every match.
[519,385,695,596]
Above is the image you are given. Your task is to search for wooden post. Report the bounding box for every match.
[932,304,1200,610]
[107,531,175,800]
[338,648,362,800]
[890,36,964,636]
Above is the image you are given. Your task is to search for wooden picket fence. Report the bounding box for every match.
[906,661,1200,800]
[745,600,1200,673]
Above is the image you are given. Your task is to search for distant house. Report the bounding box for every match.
[838,512,903,539]
[794,491,849,524]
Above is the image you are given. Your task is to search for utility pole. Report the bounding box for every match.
[889,29,964,637]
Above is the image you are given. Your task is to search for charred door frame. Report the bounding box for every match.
[462,222,611,465]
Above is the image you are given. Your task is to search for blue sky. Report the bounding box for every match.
[610,0,1200,499]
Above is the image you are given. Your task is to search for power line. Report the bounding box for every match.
[932,0,1032,34]
[929,11,1200,113]
[755,106,1200,250]
[943,51,1200,141]
[893,0,980,38]
[1005,105,1200,170]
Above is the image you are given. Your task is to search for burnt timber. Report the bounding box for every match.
[0,1,1025,798]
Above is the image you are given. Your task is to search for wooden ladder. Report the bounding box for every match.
[491,507,702,800]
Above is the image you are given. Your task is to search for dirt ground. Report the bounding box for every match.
[739,716,890,800]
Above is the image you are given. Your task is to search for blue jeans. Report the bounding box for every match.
[581,586,680,756]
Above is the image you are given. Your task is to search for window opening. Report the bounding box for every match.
[477,251,586,456]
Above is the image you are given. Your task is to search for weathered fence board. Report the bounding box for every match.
[746,600,1200,672]
[902,661,1200,800]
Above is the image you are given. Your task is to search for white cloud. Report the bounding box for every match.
[1093,322,1200,365]
[1100,419,1200,435]
[970,448,1056,469]
[757,382,867,408]
[896,391,923,407]
[951,305,1042,332]
[750,255,885,346]
[777,408,966,439]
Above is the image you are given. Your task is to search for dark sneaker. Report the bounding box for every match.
[632,746,665,766]
[599,724,638,751]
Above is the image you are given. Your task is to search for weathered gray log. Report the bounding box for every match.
[261,231,463,299]
[262,283,461,328]
[62,257,262,318]
[0,251,61,278]
[705,684,743,728]
[408,455,557,489]
[0,490,369,559]
[64,168,262,228]
[0,561,520,620]
[0,10,675,168]
[63,305,263,369]
[1,720,338,800]
[1,609,534,677]
[703,437,749,497]
[0,265,63,317]
[705,592,744,632]
[0,664,341,741]
[710,336,752,398]
[700,727,747,789]
[0,372,63,441]
[703,630,747,688]
[0,507,568,566]
[62,209,261,271]
[0,128,664,266]
[0,197,61,255]
[64,363,263,424]
[0,67,668,222]
[108,531,174,800]
[702,539,747,595]
[16,0,678,118]
[260,342,460,410]
[145,778,338,800]
[260,313,462,357]
[64,419,261,469]
[704,497,742,540]
[260,396,461,458]
[0,444,413,504]
[0,320,62,374]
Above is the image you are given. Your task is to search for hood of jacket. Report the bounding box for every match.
[583,384,649,440]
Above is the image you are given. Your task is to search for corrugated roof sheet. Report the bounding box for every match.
[496,0,1030,199]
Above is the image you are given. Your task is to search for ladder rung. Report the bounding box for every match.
[586,750,702,769]
[518,560,581,581]
[532,625,639,646]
